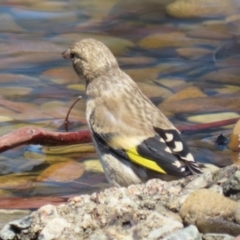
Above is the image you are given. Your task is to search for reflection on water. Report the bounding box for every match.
[0,0,240,202]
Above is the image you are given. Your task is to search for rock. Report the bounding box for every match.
[166,0,237,19]
[41,67,80,84]
[0,178,186,239]
[155,203,182,223]
[180,189,240,233]
[0,174,35,190]
[139,32,193,49]
[197,218,240,236]
[229,120,240,152]
[137,81,172,99]
[0,215,31,240]
[208,184,223,195]
[83,159,104,173]
[176,47,212,60]
[184,171,213,190]
[0,87,32,97]
[0,209,31,230]
[156,78,186,90]
[0,116,13,122]
[137,212,183,239]
[162,86,207,103]
[214,165,239,185]
[39,218,70,240]
[124,67,161,82]
[159,94,240,115]
[226,14,240,35]
[0,14,26,33]
[67,83,86,92]
[118,56,156,67]
[221,170,240,201]
[2,165,240,239]
[223,170,240,192]
[138,31,216,50]
[163,225,201,240]
[187,112,240,124]
[202,233,234,240]
[187,23,232,40]
[37,161,85,183]
[200,69,240,86]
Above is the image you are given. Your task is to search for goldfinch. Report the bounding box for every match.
[62,38,202,187]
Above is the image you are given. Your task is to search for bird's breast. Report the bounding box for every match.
[86,97,95,124]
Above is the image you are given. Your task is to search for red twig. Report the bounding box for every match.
[0,127,92,153]
[177,117,240,133]
[64,96,82,132]
[0,118,238,154]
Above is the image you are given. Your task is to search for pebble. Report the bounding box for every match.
[0,14,26,32]
[139,32,194,49]
[0,87,32,97]
[41,67,81,84]
[177,47,212,59]
[83,159,104,173]
[229,120,240,152]
[138,81,173,99]
[37,161,85,182]
[163,86,207,102]
[163,225,201,240]
[166,0,237,18]
[187,112,240,124]
[124,67,161,82]
[202,233,234,240]
[0,209,31,230]
[159,95,240,115]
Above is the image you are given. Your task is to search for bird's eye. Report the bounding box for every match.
[70,53,75,60]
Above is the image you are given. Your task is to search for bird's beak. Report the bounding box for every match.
[62,49,71,59]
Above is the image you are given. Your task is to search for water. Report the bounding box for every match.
[0,0,239,207]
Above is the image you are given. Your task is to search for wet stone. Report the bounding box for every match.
[197,218,240,236]
[166,0,237,19]
[124,67,161,82]
[187,112,240,124]
[176,47,212,59]
[137,81,173,99]
[41,67,80,84]
[202,233,234,240]
[83,159,104,173]
[163,225,201,240]
[0,209,31,230]
[37,161,85,183]
[229,120,240,152]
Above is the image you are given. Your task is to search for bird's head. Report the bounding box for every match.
[62,38,118,82]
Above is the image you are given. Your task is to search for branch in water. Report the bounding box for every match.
[0,118,238,153]
[0,127,92,153]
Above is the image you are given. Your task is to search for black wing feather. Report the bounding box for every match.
[154,127,202,174]
[137,136,190,176]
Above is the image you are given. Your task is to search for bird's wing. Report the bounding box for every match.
[153,127,201,174]
[89,102,200,177]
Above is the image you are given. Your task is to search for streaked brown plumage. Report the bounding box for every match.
[62,38,202,187]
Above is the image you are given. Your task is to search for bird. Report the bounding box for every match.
[62,38,202,187]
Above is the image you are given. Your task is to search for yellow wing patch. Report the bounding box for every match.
[126,147,167,174]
